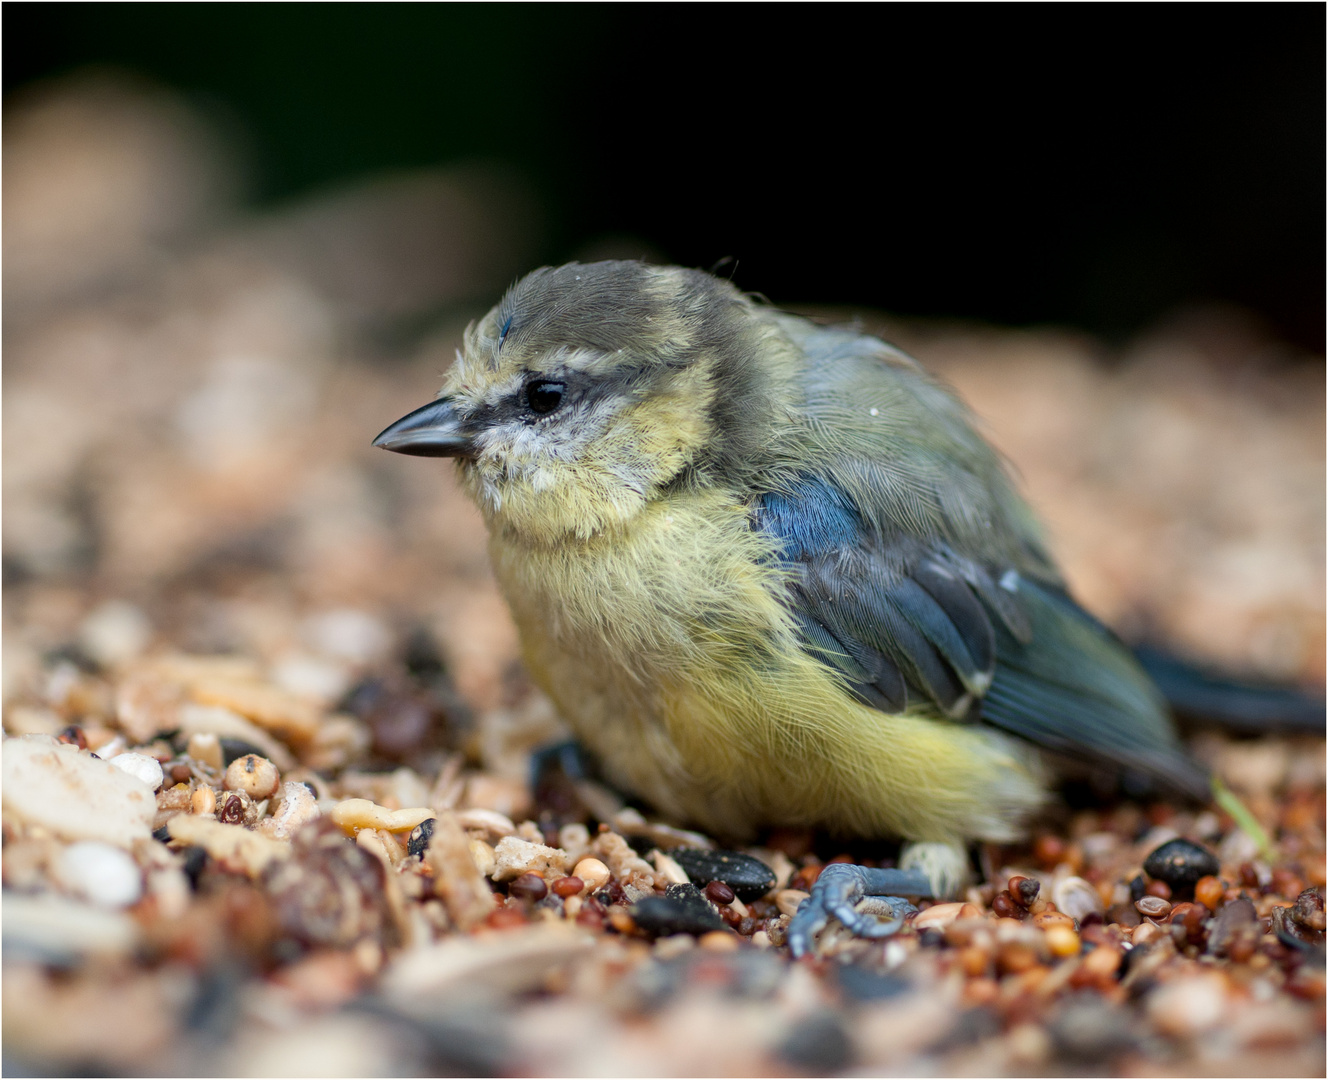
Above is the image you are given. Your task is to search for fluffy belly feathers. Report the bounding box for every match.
[488,492,1046,844]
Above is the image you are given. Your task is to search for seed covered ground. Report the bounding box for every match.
[3,74,1324,1078]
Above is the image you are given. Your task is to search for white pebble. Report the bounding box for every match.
[109,752,164,792]
[2,736,156,846]
[3,892,139,962]
[271,652,352,704]
[78,601,152,667]
[54,841,143,908]
[571,857,611,892]
[1147,972,1229,1036]
[491,836,571,882]
[1053,875,1105,922]
[256,781,320,840]
[304,609,391,664]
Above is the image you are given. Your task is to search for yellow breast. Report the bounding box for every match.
[488,489,1046,845]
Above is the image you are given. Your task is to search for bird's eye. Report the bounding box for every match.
[525,380,565,415]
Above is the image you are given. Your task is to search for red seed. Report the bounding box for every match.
[705,880,736,905]
[991,891,1021,918]
[1033,834,1066,867]
[550,876,584,898]
[1145,879,1172,901]
[218,794,244,824]
[170,763,193,784]
[508,873,547,902]
[1009,876,1040,908]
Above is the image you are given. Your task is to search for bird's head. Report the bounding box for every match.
[374,261,793,543]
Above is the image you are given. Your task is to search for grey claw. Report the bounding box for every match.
[787,864,931,958]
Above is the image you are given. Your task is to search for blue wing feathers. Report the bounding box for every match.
[753,471,1208,798]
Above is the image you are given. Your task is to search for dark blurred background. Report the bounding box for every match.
[3,2,1324,700]
[6,3,1324,351]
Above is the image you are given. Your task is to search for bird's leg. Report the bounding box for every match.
[787,841,971,957]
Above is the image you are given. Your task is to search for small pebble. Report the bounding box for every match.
[998,941,1039,973]
[1194,875,1225,911]
[509,872,549,902]
[218,738,270,767]
[1032,908,1075,930]
[1290,887,1326,932]
[54,841,143,909]
[78,600,151,667]
[259,781,322,840]
[1144,838,1220,891]
[1167,901,1208,945]
[551,876,584,898]
[631,883,727,937]
[1145,879,1172,900]
[1147,971,1228,1036]
[775,888,810,918]
[777,1011,852,1071]
[698,930,739,952]
[185,732,224,771]
[1054,876,1105,923]
[1033,834,1066,867]
[1044,924,1080,957]
[1010,875,1041,907]
[669,848,776,902]
[912,901,980,930]
[406,817,435,859]
[192,787,216,815]
[607,907,636,934]
[1081,945,1121,979]
[224,754,280,799]
[704,880,736,906]
[1135,895,1172,918]
[1132,922,1167,946]
[572,858,611,892]
[109,752,164,792]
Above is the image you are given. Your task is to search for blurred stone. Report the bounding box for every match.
[303,609,391,665]
[4,69,237,316]
[78,601,152,668]
[52,840,143,908]
[265,819,391,948]
[2,893,141,964]
[1147,971,1230,1036]
[249,166,542,327]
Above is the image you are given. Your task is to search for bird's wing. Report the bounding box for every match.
[753,473,1210,799]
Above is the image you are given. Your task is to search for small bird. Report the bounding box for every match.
[374,260,1212,952]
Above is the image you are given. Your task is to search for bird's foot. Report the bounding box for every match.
[786,864,933,958]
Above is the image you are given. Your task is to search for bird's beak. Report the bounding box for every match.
[372,398,475,458]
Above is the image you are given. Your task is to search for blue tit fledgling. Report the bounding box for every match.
[374,260,1210,951]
